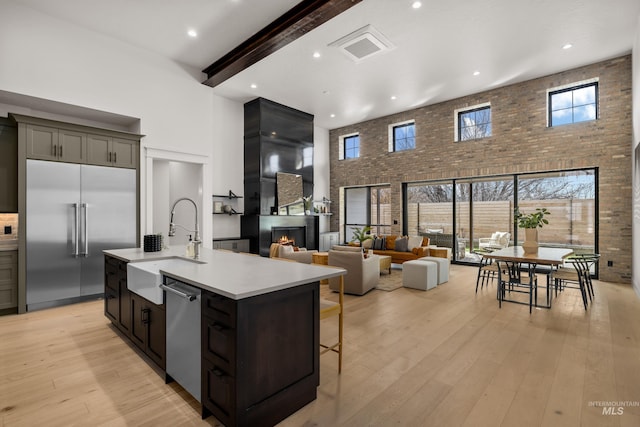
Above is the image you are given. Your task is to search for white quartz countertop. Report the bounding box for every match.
[104,246,345,300]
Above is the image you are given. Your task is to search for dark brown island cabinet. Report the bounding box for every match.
[104,255,166,370]
[104,254,320,427]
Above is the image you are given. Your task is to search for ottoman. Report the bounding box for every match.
[402,260,438,291]
[417,256,449,284]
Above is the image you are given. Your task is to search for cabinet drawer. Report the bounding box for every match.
[202,314,236,375]
[202,358,235,427]
[202,292,236,327]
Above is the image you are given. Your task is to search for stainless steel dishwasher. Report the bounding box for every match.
[160,278,201,402]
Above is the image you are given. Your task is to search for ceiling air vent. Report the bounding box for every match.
[329,24,394,62]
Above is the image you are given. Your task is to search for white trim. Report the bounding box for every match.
[546,77,599,127]
[388,119,415,152]
[454,102,491,142]
[338,132,359,160]
[144,146,211,247]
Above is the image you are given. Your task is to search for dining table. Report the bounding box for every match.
[482,246,574,309]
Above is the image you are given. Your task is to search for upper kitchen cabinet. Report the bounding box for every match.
[0,118,18,212]
[25,125,87,164]
[12,114,142,170]
[87,135,137,169]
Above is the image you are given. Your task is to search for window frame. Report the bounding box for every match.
[339,132,360,160]
[387,120,416,152]
[547,80,599,127]
[454,103,492,142]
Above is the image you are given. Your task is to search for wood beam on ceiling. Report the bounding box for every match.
[201,0,362,88]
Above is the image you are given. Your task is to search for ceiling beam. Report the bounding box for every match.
[202,0,362,88]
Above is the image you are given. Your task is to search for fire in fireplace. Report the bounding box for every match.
[272,226,306,248]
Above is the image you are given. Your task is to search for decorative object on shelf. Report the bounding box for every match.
[212,191,243,215]
[514,207,550,254]
[302,195,313,215]
[350,225,372,247]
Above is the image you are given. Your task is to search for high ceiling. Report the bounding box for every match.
[13,0,640,130]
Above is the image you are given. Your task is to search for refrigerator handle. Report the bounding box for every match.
[73,203,79,257]
[82,203,89,257]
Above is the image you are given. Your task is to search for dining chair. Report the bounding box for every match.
[319,273,344,373]
[554,254,599,309]
[475,255,499,293]
[496,260,538,313]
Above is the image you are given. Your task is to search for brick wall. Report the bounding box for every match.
[328,55,632,283]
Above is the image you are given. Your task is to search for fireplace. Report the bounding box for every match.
[241,215,319,256]
[272,226,306,248]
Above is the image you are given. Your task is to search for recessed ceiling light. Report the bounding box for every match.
[473,71,480,76]
[313,52,321,58]
[390,95,397,100]
[250,83,257,89]
[562,43,573,50]
[187,29,197,38]
[330,114,336,118]
[412,1,422,9]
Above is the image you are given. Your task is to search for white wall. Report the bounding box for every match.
[313,125,331,233]
[0,0,245,246]
[0,0,331,249]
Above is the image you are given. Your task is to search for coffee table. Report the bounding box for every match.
[378,255,392,274]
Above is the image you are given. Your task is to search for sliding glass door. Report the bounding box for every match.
[403,168,597,264]
[344,185,391,243]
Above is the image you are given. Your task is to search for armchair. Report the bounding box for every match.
[269,243,318,264]
[327,248,379,295]
[478,232,511,250]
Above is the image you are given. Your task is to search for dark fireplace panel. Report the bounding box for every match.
[272,226,306,248]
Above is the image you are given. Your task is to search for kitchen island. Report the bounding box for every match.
[103,246,345,427]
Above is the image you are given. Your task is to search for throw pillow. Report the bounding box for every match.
[395,236,409,252]
[279,245,293,255]
[385,235,398,250]
[373,236,386,250]
[362,238,373,249]
[407,235,423,250]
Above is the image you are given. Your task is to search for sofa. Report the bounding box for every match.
[363,235,448,264]
[328,246,379,295]
[269,243,317,264]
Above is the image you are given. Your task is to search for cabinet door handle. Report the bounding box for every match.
[113,152,117,163]
[213,323,224,331]
[53,145,57,156]
[142,308,150,324]
[213,368,224,377]
[108,152,112,162]
[59,145,63,157]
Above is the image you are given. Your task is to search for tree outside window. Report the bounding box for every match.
[458,106,491,141]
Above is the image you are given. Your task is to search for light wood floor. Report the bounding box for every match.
[1,265,639,426]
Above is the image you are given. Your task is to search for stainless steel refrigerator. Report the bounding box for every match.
[26,159,137,311]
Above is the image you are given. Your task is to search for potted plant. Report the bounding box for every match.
[351,226,372,247]
[514,207,550,253]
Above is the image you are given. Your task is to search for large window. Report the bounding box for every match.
[549,82,598,126]
[457,105,491,141]
[389,121,415,152]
